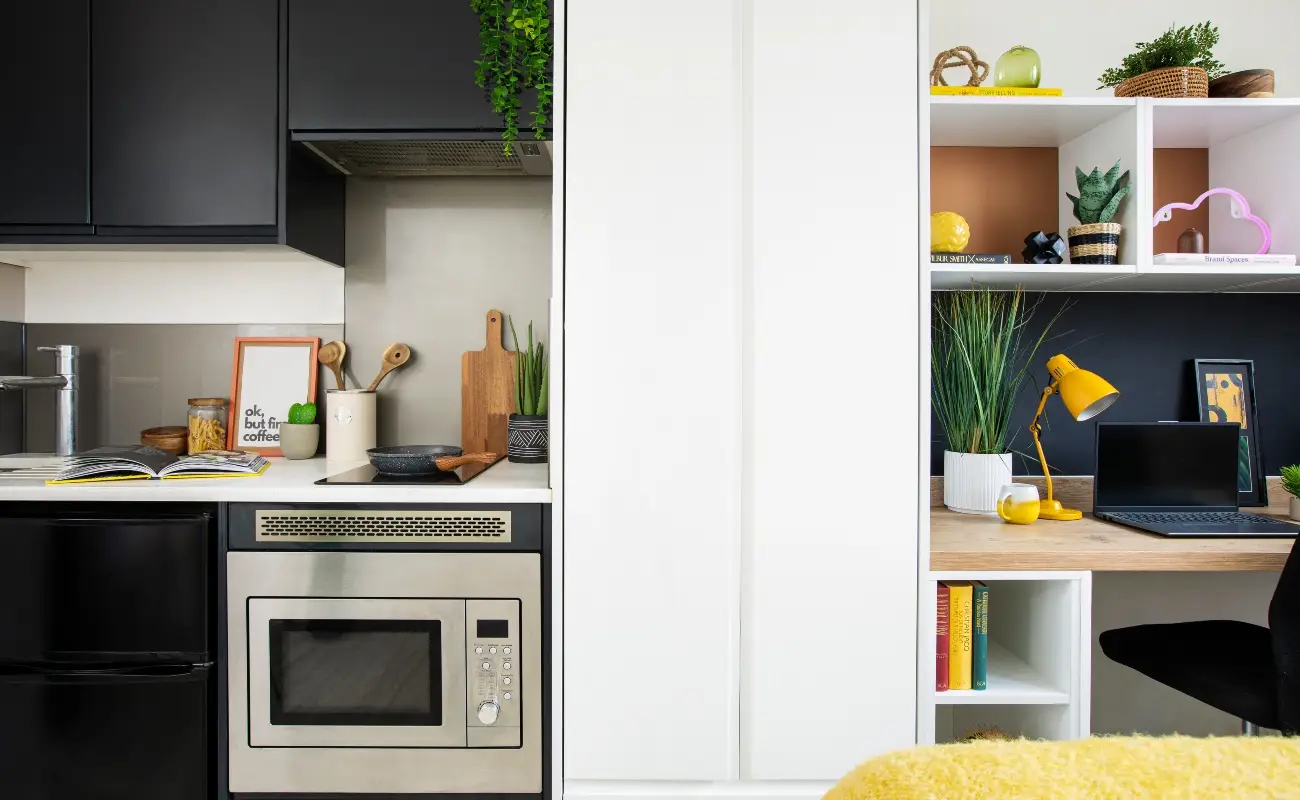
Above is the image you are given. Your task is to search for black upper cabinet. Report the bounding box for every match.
[288,0,506,132]
[92,0,279,229]
[0,1,91,230]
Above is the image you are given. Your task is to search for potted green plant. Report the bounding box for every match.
[508,317,548,463]
[279,402,319,460]
[1281,465,1300,521]
[471,0,553,156]
[1066,161,1131,265]
[1098,21,1228,98]
[933,289,1062,514]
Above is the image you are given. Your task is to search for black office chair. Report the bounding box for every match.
[1100,537,1300,735]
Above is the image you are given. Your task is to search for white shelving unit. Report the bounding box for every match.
[929,96,1300,292]
[936,642,1070,706]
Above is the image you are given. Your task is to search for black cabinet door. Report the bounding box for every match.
[92,0,278,228]
[0,1,90,228]
[288,0,505,132]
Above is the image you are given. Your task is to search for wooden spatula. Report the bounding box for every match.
[318,340,347,390]
[367,343,411,391]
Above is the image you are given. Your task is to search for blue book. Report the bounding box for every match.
[972,582,989,690]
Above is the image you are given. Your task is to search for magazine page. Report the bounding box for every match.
[50,445,177,482]
[159,450,269,477]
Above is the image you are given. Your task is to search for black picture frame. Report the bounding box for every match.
[1192,359,1267,507]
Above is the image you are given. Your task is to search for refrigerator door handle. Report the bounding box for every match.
[0,663,209,685]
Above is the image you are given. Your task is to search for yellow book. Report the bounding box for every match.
[930,86,1064,97]
[945,581,974,690]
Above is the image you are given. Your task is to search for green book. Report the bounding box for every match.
[972,582,989,690]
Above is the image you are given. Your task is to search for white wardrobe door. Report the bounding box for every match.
[564,0,742,781]
[742,0,920,780]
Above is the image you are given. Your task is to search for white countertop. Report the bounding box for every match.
[0,455,551,504]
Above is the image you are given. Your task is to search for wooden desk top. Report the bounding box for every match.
[930,510,1294,572]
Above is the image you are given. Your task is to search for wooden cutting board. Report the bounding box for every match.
[462,309,517,456]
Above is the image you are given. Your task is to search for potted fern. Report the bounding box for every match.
[1282,465,1300,521]
[1067,160,1132,265]
[1098,21,1227,98]
[933,289,1061,514]
[508,317,548,463]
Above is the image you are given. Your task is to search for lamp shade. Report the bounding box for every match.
[1047,354,1119,421]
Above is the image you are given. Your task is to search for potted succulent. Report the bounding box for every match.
[1282,465,1300,521]
[508,318,548,464]
[279,402,319,460]
[933,289,1062,514]
[1098,21,1227,98]
[1067,161,1131,265]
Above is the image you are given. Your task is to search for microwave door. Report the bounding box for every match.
[246,598,467,748]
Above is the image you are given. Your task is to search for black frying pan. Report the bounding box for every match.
[366,445,498,476]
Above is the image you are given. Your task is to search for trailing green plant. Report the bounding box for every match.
[1281,464,1300,499]
[287,402,317,425]
[1098,22,1228,89]
[932,288,1065,455]
[509,317,548,417]
[471,0,553,156]
[1067,161,1132,225]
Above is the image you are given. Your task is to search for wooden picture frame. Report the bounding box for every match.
[229,337,320,456]
[1193,359,1266,507]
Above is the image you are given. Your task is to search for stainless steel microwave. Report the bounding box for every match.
[227,549,541,795]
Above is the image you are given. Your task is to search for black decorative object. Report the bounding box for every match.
[1022,231,1067,264]
[508,415,549,463]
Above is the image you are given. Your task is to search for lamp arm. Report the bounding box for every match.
[1029,382,1058,504]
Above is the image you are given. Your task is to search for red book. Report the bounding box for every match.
[936,583,950,692]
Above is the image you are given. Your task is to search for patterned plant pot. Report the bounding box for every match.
[508,414,548,464]
[1067,223,1122,265]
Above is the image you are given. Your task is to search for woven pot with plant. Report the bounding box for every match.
[508,317,548,464]
[1099,21,1227,98]
[1066,161,1131,265]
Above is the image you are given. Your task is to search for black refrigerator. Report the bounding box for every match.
[0,507,214,799]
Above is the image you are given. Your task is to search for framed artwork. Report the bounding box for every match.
[228,338,320,456]
[1193,359,1266,507]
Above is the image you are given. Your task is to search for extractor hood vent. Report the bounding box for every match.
[301,139,552,178]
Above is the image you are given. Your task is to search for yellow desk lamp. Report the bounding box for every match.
[1030,354,1120,521]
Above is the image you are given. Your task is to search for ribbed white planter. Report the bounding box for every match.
[1291,497,1300,522]
[944,451,1013,515]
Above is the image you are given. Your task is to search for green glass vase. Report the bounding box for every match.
[995,46,1041,88]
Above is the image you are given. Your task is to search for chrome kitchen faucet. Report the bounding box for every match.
[0,345,79,456]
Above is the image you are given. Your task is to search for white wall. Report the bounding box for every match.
[930,1,1300,96]
[0,263,23,322]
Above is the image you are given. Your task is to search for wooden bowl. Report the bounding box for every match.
[141,426,188,455]
[1209,69,1275,98]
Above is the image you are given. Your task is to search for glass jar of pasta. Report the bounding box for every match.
[187,398,228,454]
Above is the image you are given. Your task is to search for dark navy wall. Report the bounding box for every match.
[930,293,1300,476]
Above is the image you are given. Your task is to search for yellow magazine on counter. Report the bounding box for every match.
[944,581,974,690]
[47,445,270,484]
[930,86,1063,97]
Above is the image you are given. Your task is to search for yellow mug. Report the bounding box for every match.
[997,483,1041,525]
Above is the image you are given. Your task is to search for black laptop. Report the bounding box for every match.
[1092,422,1300,538]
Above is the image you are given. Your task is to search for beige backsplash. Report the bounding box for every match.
[343,176,552,447]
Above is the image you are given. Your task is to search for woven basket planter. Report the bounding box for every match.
[1113,66,1209,98]
[1068,223,1122,264]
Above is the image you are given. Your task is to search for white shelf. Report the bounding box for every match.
[930,263,1134,291]
[1152,98,1300,148]
[937,642,1070,706]
[1123,264,1300,292]
[930,96,1135,147]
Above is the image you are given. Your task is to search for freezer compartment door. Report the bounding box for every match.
[0,514,211,661]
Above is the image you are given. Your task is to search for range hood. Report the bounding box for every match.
[297,138,552,178]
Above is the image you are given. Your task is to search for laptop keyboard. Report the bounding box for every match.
[1108,511,1286,526]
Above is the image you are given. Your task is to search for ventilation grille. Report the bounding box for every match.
[302,140,551,177]
[256,510,511,542]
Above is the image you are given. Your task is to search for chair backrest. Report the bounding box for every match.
[1268,536,1300,732]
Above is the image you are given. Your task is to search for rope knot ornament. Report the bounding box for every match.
[930,46,989,87]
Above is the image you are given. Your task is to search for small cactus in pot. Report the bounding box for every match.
[279,401,320,460]
[1066,160,1131,265]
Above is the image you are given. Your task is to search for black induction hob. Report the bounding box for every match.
[315,458,500,486]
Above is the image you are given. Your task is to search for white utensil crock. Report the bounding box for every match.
[326,390,377,462]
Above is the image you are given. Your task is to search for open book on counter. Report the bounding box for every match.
[47,445,270,485]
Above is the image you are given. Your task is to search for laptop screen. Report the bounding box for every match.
[1094,423,1240,510]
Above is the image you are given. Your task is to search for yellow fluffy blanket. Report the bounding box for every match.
[825,735,1300,800]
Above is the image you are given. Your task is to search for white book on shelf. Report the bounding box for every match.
[1152,253,1297,266]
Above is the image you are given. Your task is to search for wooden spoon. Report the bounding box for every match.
[318,340,347,391]
[367,342,412,391]
[434,452,498,471]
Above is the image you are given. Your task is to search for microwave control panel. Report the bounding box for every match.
[466,599,522,747]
